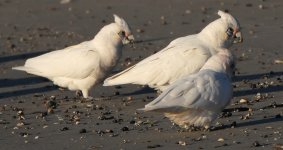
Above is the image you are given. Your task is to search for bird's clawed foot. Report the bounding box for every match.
[75,90,111,101]
[181,124,212,132]
[76,90,83,98]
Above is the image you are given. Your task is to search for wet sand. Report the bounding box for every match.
[0,0,283,149]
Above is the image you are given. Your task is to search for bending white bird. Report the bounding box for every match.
[12,14,134,99]
[139,49,234,129]
[104,10,242,91]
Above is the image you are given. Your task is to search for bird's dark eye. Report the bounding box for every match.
[119,31,126,37]
[226,27,234,37]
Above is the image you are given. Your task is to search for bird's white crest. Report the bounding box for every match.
[217,10,240,28]
[217,10,228,19]
[113,14,131,33]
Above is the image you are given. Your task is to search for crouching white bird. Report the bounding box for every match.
[139,49,234,129]
[104,10,242,91]
[12,14,134,99]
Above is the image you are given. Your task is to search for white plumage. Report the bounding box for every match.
[12,14,134,98]
[104,10,242,91]
[140,49,234,129]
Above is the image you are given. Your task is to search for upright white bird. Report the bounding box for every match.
[12,14,134,99]
[139,49,234,129]
[104,10,242,91]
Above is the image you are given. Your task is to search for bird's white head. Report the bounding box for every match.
[200,10,243,49]
[113,14,134,44]
[95,14,134,46]
[201,49,235,78]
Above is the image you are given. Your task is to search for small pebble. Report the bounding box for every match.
[105,129,113,133]
[246,3,253,7]
[129,120,135,124]
[17,122,25,127]
[239,99,248,104]
[114,91,120,96]
[185,9,191,14]
[60,127,69,131]
[217,138,225,142]
[121,126,129,131]
[127,96,133,101]
[147,144,161,149]
[17,110,24,116]
[136,28,144,33]
[258,4,264,9]
[50,95,56,100]
[253,141,261,147]
[230,121,237,128]
[178,140,187,146]
[79,128,87,133]
[47,108,54,114]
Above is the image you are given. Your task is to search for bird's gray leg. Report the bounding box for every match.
[157,90,162,95]
[82,89,93,100]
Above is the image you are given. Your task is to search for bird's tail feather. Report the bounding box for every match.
[12,66,28,71]
[103,65,136,86]
[137,87,175,112]
[12,66,43,76]
[137,105,160,112]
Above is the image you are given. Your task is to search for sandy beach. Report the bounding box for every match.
[0,0,283,149]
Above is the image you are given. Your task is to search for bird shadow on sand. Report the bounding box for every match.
[234,84,283,97]
[0,50,49,64]
[213,104,283,131]
[0,85,57,99]
[233,71,283,82]
[0,77,49,88]
[213,117,283,131]
[121,86,156,96]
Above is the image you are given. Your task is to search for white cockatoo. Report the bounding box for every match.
[104,10,242,91]
[12,14,134,99]
[139,49,234,129]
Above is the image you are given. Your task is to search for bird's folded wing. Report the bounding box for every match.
[23,44,100,79]
[104,44,211,87]
[141,73,222,113]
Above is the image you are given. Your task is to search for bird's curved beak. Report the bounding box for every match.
[127,35,135,44]
[233,31,243,43]
[123,34,135,45]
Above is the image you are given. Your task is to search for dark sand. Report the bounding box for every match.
[0,0,283,149]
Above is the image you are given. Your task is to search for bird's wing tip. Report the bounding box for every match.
[102,80,111,86]
[12,66,24,71]
[136,108,147,112]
